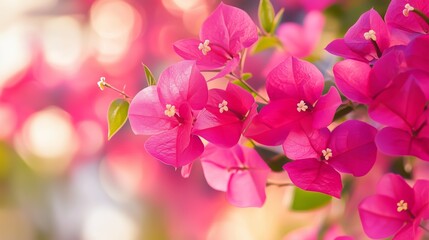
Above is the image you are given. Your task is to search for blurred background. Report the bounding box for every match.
[0,0,402,239]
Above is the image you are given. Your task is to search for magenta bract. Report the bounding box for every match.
[173,2,258,79]
[326,9,390,63]
[283,120,378,198]
[128,61,208,167]
[194,82,257,148]
[359,174,429,239]
[200,143,270,207]
[245,56,341,146]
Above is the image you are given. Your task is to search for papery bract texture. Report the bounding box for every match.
[326,9,390,63]
[385,0,429,36]
[283,120,377,198]
[129,61,208,167]
[359,174,429,239]
[173,2,258,79]
[245,56,341,145]
[200,144,270,207]
[194,82,257,148]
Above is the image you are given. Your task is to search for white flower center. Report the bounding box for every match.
[403,4,415,17]
[198,39,211,55]
[296,100,308,112]
[97,77,106,90]
[322,148,333,160]
[364,30,377,41]
[218,100,229,113]
[164,104,176,117]
[397,200,408,212]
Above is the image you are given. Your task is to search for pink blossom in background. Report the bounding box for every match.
[128,61,208,167]
[200,143,271,207]
[173,2,258,80]
[277,11,325,58]
[359,173,429,239]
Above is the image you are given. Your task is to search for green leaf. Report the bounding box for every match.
[107,99,129,140]
[252,36,282,53]
[242,72,253,81]
[291,187,332,211]
[232,80,257,97]
[258,0,275,34]
[143,64,156,86]
[270,8,284,34]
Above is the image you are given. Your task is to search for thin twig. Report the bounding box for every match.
[266,180,294,187]
[230,73,269,103]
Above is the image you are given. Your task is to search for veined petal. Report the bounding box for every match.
[369,75,426,129]
[344,9,390,60]
[376,125,429,161]
[145,123,204,167]
[328,120,377,177]
[284,158,342,198]
[385,0,429,35]
[245,98,307,146]
[359,195,409,239]
[283,127,330,160]
[312,87,342,129]
[157,61,208,110]
[333,60,373,104]
[412,179,429,219]
[194,109,243,148]
[173,39,229,68]
[200,2,258,54]
[376,174,415,209]
[129,86,178,135]
[266,56,324,103]
[325,39,368,62]
[406,35,429,73]
[227,169,269,207]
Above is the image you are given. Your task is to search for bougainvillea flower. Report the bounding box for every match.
[283,120,378,198]
[245,56,341,146]
[277,11,325,58]
[369,71,429,161]
[332,42,429,105]
[326,9,390,63]
[359,173,429,239]
[200,143,270,207]
[376,111,429,161]
[173,3,258,79]
[128,61,208,167]
[385,0,429,39]
[193,82,257,148]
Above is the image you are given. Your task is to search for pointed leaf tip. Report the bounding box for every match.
[143,64,156,86]
[107,99,130,140]
[259,0,275,34]
[291,187,332,211]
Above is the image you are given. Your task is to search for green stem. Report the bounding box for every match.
[230,73,269,103]
[105,83,131,99]
[414,9,429,27]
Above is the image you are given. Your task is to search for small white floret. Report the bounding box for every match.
[164,104,176,117]
[364,30,377,41]
[198,39,211,55]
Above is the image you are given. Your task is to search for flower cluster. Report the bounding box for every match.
[327,0,429,161]
[359,174,429,239]
[104,0,429,238]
